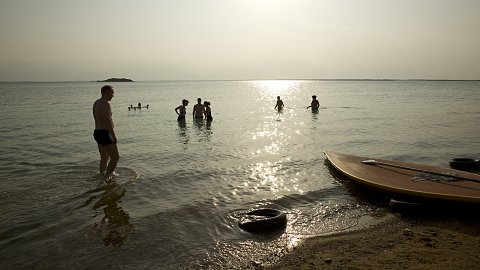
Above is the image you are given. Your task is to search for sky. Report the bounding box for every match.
[1,0,479,81]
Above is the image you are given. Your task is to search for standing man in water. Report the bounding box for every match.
[93,85,119,181]
[274,96,284,112]
[307,95,320,112]
[193,97,205,119]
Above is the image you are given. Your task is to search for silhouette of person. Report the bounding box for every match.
[204,101,213,121]
[193,98,205,119]
[138,102,141,109]
[307,95,320,112]
[274,96,284,112]
[93,85,119,181]
[175,99,189,121]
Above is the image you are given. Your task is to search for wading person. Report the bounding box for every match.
[274,96,284,112]
[175,99,189,121]
[307,95,320,112]
[93,85,119,181]
[204,101,213,121]
[193,98,205,119]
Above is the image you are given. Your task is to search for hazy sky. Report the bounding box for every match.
[1,0,479,81]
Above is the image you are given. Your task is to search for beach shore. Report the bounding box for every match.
[262,207,480,270]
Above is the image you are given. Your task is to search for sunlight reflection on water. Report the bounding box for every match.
[250,80,302,101]
[2,81,480,269]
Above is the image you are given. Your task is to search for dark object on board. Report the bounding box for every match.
[388,199,429,213]
[324,151,480,204]
[449,158,480,172]
[238,208,287,233]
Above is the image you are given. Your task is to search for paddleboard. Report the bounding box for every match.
[324,151,480,204]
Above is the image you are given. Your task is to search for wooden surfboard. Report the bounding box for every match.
[324,151,480,204]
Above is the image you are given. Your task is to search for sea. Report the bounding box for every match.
[1,80,479,269]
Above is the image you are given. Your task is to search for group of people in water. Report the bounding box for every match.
[175,98,213,122]
[93,85,321,181]
[175,95,319,122]
[274,95,320,112]
[128,103,149,111]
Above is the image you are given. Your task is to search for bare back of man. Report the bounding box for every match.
[93,85,119,181]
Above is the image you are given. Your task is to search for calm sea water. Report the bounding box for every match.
[1,80,479,269]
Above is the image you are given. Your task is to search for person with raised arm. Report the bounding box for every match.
[175,99,189,121]
[307,95,320,112]
[274,96,284,112]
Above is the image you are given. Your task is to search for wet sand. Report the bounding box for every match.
[262,205,480,270]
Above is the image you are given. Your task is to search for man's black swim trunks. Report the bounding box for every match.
[93,129,113,145]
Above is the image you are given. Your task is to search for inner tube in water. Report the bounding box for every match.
[449,158,480,172]
[238,208,287,233]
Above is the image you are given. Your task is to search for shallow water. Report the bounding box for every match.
[0,80,479,269]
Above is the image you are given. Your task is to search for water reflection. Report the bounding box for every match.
[88,182,133,247]
[96,201,132,247]
[248,161,285,194]
[193,118,212,142]
[177,120,190,147]
[310,109,319,122]
[193,118,204,129]
[249,80,302,114]
[250,80,301,99]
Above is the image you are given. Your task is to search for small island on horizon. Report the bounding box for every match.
[96,78,134,82]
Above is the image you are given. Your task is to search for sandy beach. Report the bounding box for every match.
[262,204,480,270]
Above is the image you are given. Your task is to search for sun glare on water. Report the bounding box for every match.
[251,80,301,99]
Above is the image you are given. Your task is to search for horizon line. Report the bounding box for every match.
[1,78,480,83]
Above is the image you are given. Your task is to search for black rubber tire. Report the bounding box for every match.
[238,208,287,233]
[449,158,480,172]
